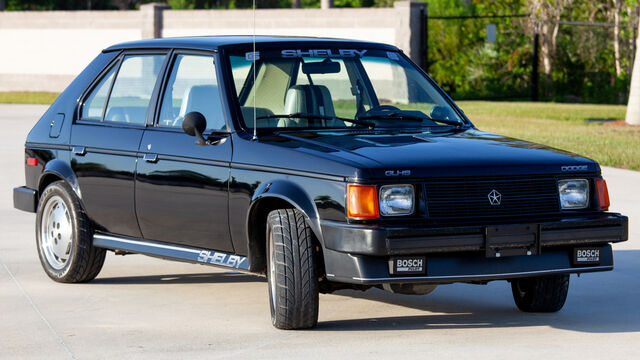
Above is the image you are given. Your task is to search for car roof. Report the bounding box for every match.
[104,35,399,52]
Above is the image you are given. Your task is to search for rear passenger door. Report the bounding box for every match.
[72,52,168,238]
[135,51,234,252]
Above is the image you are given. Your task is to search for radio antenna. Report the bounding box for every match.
[252,0,258,141]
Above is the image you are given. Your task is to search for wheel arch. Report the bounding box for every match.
[38,159,82,204]
[245,180,323,273]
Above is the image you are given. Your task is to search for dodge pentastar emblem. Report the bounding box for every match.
[488,190,502,205]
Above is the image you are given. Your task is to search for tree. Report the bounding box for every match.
[168,0,195,9]
[110,0,135,10]
[626,27,640,124]
[613,0,623,77]
[5,0,114,10]
[528,0,573,77]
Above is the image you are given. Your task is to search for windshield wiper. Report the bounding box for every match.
[429,117,466,127]
[357,111,464,128]
[256,113,376,129]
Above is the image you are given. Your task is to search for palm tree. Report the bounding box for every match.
[626,31,640,125]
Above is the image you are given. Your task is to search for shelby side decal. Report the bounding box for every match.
[197,250,248,269]
[93,234,250,271]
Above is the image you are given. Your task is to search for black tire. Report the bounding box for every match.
[266,209,319,329]
[511,274,569,312]
[36,181,106,283]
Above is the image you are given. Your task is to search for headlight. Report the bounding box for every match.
[379,184,414,216]
[558,179,589,209]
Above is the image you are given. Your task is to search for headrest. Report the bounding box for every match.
[179,85,223,129]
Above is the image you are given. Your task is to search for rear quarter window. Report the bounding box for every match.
[81,66,117,121]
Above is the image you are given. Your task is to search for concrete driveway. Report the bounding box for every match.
[1,104,638,359]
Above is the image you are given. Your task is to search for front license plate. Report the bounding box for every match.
[573,247,601,266]
[390,256,426,275]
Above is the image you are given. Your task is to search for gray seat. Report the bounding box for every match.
[105,106,147,124]
[177,85,225,129]
[279,85,340,127]
[241,107,277,128]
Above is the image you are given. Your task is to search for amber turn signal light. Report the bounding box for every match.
[595,178,610,211]
[347,184,379,219]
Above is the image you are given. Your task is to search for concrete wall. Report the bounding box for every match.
[162,8,398,49]
[0,11,141,92]
[0,2,425,93]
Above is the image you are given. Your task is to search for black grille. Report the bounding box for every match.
[425,178,560,219]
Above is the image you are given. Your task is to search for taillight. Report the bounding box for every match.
[26,157,38,166]
[595,178,610,211]
[346,184,379,219]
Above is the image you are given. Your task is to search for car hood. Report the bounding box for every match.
[260,128,599,178]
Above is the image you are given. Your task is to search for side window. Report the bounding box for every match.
[81,65,117,121]
[158,54,226,130]
[104,54,165,125]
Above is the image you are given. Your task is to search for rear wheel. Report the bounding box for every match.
[36,181,106,283]
[266,209,319,329]
[511,274,569,312]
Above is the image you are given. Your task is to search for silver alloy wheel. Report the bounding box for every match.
[40,195,73,270]
[268,226,277,310]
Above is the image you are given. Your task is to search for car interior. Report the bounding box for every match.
[235,59,358,128]
[172,85,225,130]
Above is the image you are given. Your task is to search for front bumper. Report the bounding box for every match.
[321,214,627,285]
[322,214,627,256]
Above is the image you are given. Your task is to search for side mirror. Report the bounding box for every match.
[182,111,207,146]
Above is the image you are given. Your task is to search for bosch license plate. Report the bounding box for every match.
[573,247,601,266]
[390,256,426,275]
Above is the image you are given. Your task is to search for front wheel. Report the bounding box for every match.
[511,274,569,312]
[266,209,319,329]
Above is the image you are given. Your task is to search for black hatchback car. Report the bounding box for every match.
[14,36,628,329]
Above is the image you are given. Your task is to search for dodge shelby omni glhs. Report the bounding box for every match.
[13,36,628,329]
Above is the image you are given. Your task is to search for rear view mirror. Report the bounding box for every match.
[182,111,207,146]
[302,59,341,74]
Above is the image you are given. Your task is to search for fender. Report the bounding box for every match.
[248,179,323,243]
[244,179,325,273]
[39,159,82,200]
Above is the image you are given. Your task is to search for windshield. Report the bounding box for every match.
[228,48,466,130]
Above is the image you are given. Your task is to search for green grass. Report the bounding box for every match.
[456,101,627,122]
[0,91,60,104]
[457,101,640,171]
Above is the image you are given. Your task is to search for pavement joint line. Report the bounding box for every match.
[0,254,78,360]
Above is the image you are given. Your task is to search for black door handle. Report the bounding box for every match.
[72,146,86,156]
[143,153,158,163]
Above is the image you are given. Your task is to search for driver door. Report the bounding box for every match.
[135,51,234,252]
